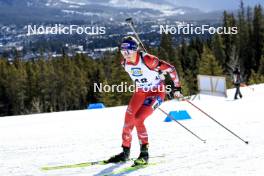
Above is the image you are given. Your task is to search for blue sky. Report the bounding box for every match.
[167,0,264,12]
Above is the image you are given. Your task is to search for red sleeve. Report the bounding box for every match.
[142,53,159,70]
[143,53,180,87]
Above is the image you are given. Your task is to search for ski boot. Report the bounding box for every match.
[133,144,149,166]
[104,146,130,163]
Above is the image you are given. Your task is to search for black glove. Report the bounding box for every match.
[167,86,182,100]
[174,86,182,93]
[173,86,182,98]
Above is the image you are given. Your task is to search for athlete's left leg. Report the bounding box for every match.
[132,91,165,165]
[134,91,166,145]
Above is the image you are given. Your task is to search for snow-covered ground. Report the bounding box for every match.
[0,84,264,176]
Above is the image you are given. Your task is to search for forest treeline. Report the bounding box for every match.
[0,2,263,116]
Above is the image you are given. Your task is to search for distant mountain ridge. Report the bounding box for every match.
[0,0,223,24]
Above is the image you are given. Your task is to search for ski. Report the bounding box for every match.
[41,154,165,171]
[41,160,108,171]
[103,162,159,176]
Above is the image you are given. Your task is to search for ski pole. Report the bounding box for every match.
[183,98,249,145]
[158,107,206,143]
[125,17,147,52]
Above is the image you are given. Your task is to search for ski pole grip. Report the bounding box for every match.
[125,18,133,24]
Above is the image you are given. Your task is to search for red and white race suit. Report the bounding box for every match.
[121,51,180,147]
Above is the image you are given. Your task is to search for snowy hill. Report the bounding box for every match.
[0,84,264,176]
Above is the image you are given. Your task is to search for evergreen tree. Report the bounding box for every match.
[248,69,264,84]
[257,55,264,76]
[198,47,224,76]
[178,40,188,73]
[212,34,226,71]
[252,4,264,71]
[24,61,40,113]
[158,33,174,62]
[5,59,27,115]
[237,1,250,76]
[222,11,237,71]
[0,59,9,115]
